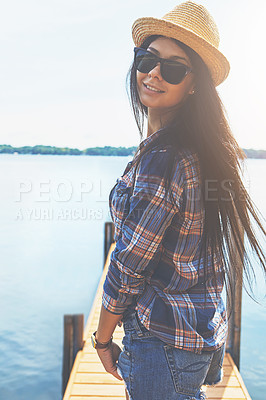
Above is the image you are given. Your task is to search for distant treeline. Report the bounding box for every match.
[0,144,266,158]
[0,144,137,156]
[243,149,266,159]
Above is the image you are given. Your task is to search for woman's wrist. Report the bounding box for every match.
[91,331,113,349]
[96,304,123,343]
[95,331,113,344]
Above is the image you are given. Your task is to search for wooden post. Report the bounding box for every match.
[104,222,114,264]
[226,222,244,370]
[232,273,243,369]
[62,314,84,397]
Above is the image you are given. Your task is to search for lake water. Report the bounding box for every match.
[0,154,265,400]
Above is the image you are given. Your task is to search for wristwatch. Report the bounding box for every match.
[91,331,113,349]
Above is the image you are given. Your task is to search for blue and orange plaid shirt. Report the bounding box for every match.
[102,129,227,353]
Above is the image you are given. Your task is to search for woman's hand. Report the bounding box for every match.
[96,341,123,381]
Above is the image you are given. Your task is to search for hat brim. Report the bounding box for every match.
[132,17,230,86]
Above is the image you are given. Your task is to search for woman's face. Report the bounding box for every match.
[136,37,195,112]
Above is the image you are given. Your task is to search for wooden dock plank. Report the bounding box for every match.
[71,384,125,396]
[69,398,126,400]
[206,386,247,398]
[63,243,252,400]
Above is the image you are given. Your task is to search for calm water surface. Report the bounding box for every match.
[0,155,265,400]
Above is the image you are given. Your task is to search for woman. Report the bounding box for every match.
[92,2,266,399]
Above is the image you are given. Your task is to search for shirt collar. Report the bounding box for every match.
[135,127,168,159]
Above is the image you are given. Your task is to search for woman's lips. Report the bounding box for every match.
[143,83,165,93]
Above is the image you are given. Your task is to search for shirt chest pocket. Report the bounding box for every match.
[110,180,132,241]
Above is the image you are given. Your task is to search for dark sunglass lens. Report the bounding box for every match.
[135,50,157,73]
[162,62,188,84]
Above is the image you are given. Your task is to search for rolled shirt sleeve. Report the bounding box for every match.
[102,148,185,314]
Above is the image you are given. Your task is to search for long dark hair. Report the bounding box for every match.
[127,35,266,307]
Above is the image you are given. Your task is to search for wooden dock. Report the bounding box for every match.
[63,243,252,400]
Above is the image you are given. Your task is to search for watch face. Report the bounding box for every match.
[91,334,96,348]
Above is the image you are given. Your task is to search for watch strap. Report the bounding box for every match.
[91,331,113,349]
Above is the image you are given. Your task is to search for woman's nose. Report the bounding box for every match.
[148,63,163,81]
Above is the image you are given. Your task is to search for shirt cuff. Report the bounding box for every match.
[102,291,130,315]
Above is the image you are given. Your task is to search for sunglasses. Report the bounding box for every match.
[134,47,193,85]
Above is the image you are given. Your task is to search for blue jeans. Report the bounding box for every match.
[117,311,225,400]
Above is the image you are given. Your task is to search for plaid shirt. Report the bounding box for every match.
[102,129,227,353]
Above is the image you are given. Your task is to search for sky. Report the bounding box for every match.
[0,0,266,150]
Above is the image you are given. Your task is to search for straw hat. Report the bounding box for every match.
[132,1,230,86]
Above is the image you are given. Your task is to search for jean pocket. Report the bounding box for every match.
[117,345,132,397]
[164,345,212,396]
